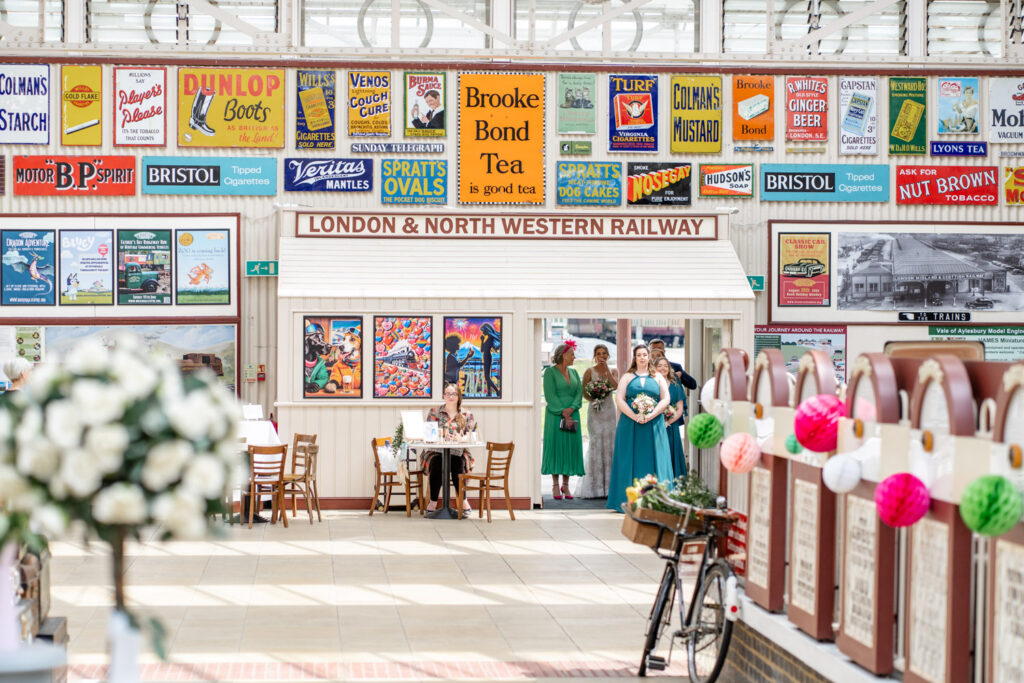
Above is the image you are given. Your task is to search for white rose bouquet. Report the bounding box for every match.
[0,336,242,659]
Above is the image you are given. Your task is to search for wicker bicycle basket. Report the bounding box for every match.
[621,504,732,551]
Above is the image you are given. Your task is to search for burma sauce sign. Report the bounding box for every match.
[458,73,544,204]
[177,68,284,148]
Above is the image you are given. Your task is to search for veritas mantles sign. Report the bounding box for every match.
[296,212,717,240]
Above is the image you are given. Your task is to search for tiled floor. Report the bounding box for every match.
[51,509,695,682]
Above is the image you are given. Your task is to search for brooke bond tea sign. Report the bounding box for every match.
[14,156,135,196]
[61,65,102,146]
[113,67,166,147]
[608,74,658,152]
[989,77,1024,143]
[284,158,372,192]
[177,68,285,148]
[786,77,827,141]
[0,64,49,144]
[896,165,998,205]
[626,162,691,205]
[699,164,753,197]
[670,76,721,154]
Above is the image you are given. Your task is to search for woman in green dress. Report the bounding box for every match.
[542,341,584,499]
[655,356,688,478]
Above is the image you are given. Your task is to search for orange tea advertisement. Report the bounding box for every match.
[778,232,830,307]
[732,75,774,141]
[62,65,102,146]
[458,73,544,204]
[177,68,285,148]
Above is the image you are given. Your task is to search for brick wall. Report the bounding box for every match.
[722,620,830,683]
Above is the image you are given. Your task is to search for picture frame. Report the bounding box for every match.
[373,315,432,399]
[302,315,363,399]
[442,316,502,399]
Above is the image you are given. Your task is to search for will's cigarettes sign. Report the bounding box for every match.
[62,65,102,146]
[13,156,136,196]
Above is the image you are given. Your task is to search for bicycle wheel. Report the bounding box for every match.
[639,563,676,676]
[686,561,734,683]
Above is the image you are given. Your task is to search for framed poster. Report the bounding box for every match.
[1,230,56,305]
[443,317,501,399]
[777,232,830,307]
[175,229,230,304]
[295,69,335,150]
[754,324,847,382]
[373,316,431,399]
[404,72,446,138]
[888,77,927,155]
[608,74,657,152]
[557,73,596,135]
[59,229,114,305]
[0,64,49,144]
[302,316,362,399]
[61,65,102,146]
[937,77,979,135]
[348,71,391,137]
[113,67,166,147]
[116,229,171,305]
[177,68,285,148]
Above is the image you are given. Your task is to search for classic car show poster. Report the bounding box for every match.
[556,161,621,206]
[113,67,166,147]
[58,229,113,305]
[626,162,691,205]
[61,65,102,146]
[989,77,1024,143]
[373,316,432,399]
[669,75,721,154]
[1,230,55,305]
[608,74,658,152]
[1005,167,1024,204]
[557,73,596,135]
[404,72,446,138]
[895,165,998,205]
[458,72,545,204]
[888,77,927,155]
[116,229,171,305]
[753,325,847,383]
[302,316,362,399]
[177,68,285,148]
[778,232,830,307]
[785,76,828,141]
[12,156,136,196]
[732,75,774,141]
[699,164,753,197]
[0,64,49,144]
[175,229,230,304]
[380,159,446,204]
[838,77,877,155]
[347,71,391,137]
[443,317,501,399]
[295,69,335,150]
[936,77,979,135]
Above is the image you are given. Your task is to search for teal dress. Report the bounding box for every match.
[666,382,687,479]
[541,366,585,476]
[607,374,673,511]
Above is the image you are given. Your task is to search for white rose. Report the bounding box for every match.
[65,339,111,376]
[0,408,12,442]
[29,504,68,539]
[15,436,59,481]
[25,364,62,402]
[140,407,169,436]
[85,424,130,474]
[61,448,103,498]
[141,440,192,491]
[92,483,148,525]
[165,392,215,442]
[157,367,184,404]
[15,406,43,449]
[111,331,140,353]
[109,351,159,401]
[45,399,84,449]
[0,464,39,511]
[71,379,126,426]
[48,474,68,500]
[152,489,207,540]
[182,455,226,500]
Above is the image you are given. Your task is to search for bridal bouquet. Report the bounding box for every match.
[585,378,615,411]
[664,405,676,421]
[631,393,657,420]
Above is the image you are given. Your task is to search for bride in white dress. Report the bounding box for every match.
[576,344,619,499]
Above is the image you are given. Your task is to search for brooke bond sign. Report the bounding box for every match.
[297,212,716,240]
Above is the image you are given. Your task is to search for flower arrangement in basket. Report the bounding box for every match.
[584,378,615,411]
[0,337,242,677]
[631,392,656,419]
[621,474,724,550]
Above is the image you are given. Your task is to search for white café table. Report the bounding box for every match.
[403,440,485,520]
[238,419,283,523]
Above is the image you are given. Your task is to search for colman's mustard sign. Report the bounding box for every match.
[178,68,285,148]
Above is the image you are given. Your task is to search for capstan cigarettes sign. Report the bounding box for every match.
[296,212,717,240]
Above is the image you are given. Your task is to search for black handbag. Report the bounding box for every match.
[559,417,578,433]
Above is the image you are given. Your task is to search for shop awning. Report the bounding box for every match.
[278,237,754,301]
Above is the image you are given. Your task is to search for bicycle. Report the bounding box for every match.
[625,490,741,683]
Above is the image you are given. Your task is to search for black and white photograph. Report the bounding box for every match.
[837,232,1024,312]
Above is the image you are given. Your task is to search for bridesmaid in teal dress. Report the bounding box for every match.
[541,341,585,499]
[655,356,688,479]
[607,345,673,512]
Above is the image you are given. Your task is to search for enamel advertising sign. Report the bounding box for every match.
[838,77,877,155]
[936,77,979,135]
[0,64,49,144]
[141,157,275,196]
[295,69,335,149]
[405,72,446,138]
[556,72,596,135]
[113,67,166,147]
[989,77,1024,143]
[61,65,102,146]
[699,164,754,197]
[556,161,621,206]
[177,68,285,148]
[895,165,998,205]
[284,158,372,192]
[785,76,828,141]
[626,162,691,205]
[1005,167,1024,205]
[733,75,774,141]
[348,71,391,137]
[13,156,136,196]
[669,76,721,154]
[888,77,927,155]
[609,75,658,152]
[381,159,446,204]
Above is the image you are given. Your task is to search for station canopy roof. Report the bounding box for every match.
[279,237,754,301]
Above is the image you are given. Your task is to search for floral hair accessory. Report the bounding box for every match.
[563,339,578,351]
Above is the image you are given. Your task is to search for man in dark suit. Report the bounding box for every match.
[649,338,697,390]
[412,90,444,129]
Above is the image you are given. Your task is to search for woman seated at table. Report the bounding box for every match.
[422,383,477,513]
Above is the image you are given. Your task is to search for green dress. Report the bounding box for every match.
[541,365,585,476]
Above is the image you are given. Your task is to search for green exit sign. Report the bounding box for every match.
[246,260,278,277]
[747,276,765,292]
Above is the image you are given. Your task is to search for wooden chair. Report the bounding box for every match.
[247,444,289,529]
[370,437,424,517]
[457,441,515,522]
[283,443,320,523]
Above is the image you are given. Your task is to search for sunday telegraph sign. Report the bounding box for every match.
[296,212,717,240]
